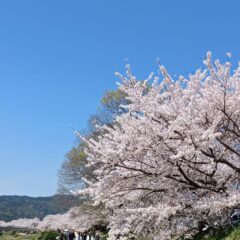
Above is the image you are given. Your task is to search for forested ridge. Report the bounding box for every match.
[0,195,80,222]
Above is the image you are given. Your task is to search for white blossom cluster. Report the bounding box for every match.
[77,52,240,239]
[0,218,40,229]
[0,207,103,232]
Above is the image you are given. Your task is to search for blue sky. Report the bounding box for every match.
[0,0,240,196]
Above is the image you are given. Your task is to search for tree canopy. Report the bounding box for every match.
[77,53,240,239]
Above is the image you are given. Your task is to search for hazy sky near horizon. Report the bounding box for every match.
[1,0,240,196]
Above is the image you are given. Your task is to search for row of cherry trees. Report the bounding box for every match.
[3,53,239,239]
[77,52,240,239]
[0,206,106,232]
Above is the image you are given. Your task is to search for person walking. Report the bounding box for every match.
[82,232,87,240]
[78,232,83,240]
[86,233,91,240]
[69,230,75,240]
[95,233,100,240]
[75,231,80,240]
[64,230,70,240]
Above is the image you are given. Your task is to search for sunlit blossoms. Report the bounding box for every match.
[0,207,105,232]
[78,52,240,239]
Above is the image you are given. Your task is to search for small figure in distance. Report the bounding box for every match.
[95,233,100,240]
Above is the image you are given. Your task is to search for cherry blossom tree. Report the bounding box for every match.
[0,218,40,229]
[0,206,106,232]
[77,52,240,239]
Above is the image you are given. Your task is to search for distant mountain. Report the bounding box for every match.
[0,195,81,222]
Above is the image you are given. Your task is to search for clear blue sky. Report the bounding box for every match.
[0,0,240,197]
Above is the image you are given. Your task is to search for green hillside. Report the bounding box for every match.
[0,195,80,222]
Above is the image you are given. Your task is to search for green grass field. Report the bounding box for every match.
[0,229,60,240]
[0,232,40,240]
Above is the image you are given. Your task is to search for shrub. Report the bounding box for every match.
[38,231,58,240]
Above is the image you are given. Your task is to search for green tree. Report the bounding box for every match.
[58,89,127,194]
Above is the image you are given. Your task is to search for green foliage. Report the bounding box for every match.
[192,224,240,240]
[7,230,16,235]
[0,195,80,222]
[58,143,98,193]
[38,231,59,240]
[99,232,108,240]
[0,231,40,240]
[101,89,126,105]
[58,89,128,194]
